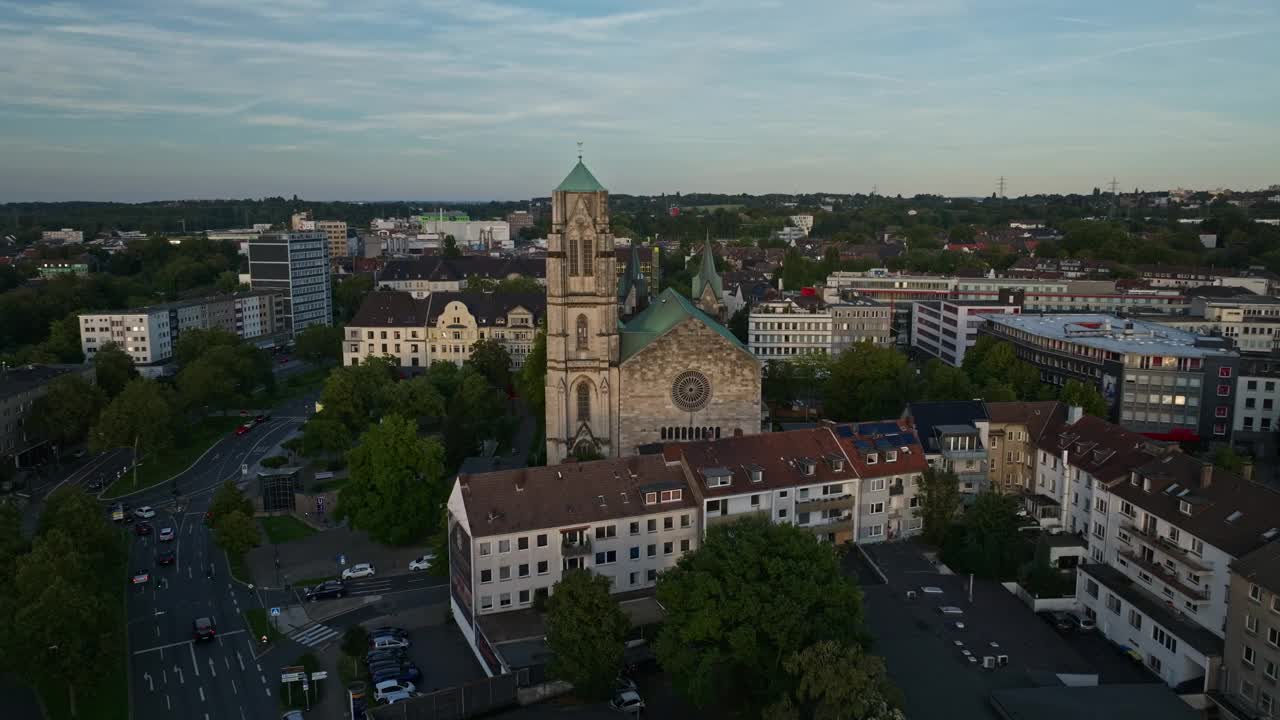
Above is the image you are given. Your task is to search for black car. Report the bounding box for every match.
[1041,611,1076,633]
[134,522,153,536]
[193,617,216,641]
[157,550,176,566]
[368,626,409,639]
[370,662,421,685]
[304,580,345,601]
[365,649,408,665]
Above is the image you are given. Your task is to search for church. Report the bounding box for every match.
[544,158,764,464]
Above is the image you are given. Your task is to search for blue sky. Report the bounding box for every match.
[0,0,1277,202]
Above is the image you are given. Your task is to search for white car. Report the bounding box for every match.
[342,563,375,580]
[381,690,415,705]
[920,586,944,595]
[408,554,435,572]
[938,606,965,616]
[610,690,645,713]
[134,506,156,519]
[374,679,416,703]
[159,527,175,542]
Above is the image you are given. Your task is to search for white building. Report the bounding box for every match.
[247,231,331,336]
[749,296,892,360]
[41,228,83,244]
[79,308,172,370]
[789,215,814,236]
[911,297,1023,366]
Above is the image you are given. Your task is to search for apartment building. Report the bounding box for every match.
[911,296,1023,366]
[905,401,991,494]
[344,291,544,371]
[980,314,1240,442]
[1218,542,1280,719]
[1134,265,1279,297]
[661,421,927,544]
[1235,355,1280,435]
[313,220,350,258]
[40,228,83,244]
[1154,292,1280,356]
[1076,454,1280,693]
[248,231,331,335]
[377,256,546,297]
[978,401,1068,494]
[749,295,891,360]
[0,364,96,465]
[446,455,699,671]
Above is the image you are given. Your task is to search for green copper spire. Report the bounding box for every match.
[691,238,723,300]
[555,159,605,193]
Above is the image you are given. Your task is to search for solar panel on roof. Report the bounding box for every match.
[871,422,900,435]
[857,424,877,436]
[898,432,916,445]
[874,439,894,450]
[854,440,873,451]
[836,426,854,438]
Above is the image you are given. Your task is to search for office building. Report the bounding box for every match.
[0,364,97,465]
[248,231,331,336]
[911,296,1023,367]
[978,401,1069,495]
[344,291,544,371]
[314,220,350,258]
[749,295,891,360]
[1155,292,1280,355]
[981,314,1239,442]
[506,210,535,236]
[1234,354,1280,435]
[40,228,83,244]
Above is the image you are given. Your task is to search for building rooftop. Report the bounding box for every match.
[1115,453,1280,558]
[989,683,1200,720]
[620,288,746,362]
[904,401,988,454]
[1080,564,1223,656]
[984,313,1237,358]
[555,159,606,193]
[378,256,545,283]
[661,426,856,498]
[1231,541,1280,595]
[983,401,1069,443]
[1035,415,1154,483]
[425,292,545,326]
[457,454,692,537]
[347,291,429,327]
[0,364,87,401]
[832,420,928,478]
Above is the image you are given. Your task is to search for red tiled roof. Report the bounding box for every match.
[661,427,856,498]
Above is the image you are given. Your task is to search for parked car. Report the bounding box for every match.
[369,626,409,639]
[380,690,414,705]
[1041,611,1076,633]
[157,550,176,566]
[193,617,216,641]
[408,554,435,572]
[373,680,416,703]
[369,635,411,651]
[110,504,126,522]
[234,424,251,436]
[134,523,153,536]
[342,563,375,580]
[255,414,271,423]
[134,506,156,519]
[282,712,305,720]
[615,676,638,694]
[158,527,175,542]
[1075,614,1096,632]
[937,606,965,616]
[304,580,345,602]
[609,690,645,713]
[370,664,421,686]
[365,648,408,665]
[131,569,150,585]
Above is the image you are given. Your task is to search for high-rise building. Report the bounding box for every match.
[248,232,331,336]
[314,220,349,258]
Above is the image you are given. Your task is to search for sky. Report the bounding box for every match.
[0,0,1277,202]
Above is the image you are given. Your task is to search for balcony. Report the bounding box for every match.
[796,496,853,514]
[800,513,855,535]
[941,447,986,462]
[707,510,768,528]
[889,482,905,496]
[1121,519,1212,572]
[561,536,592,557]
[1119,549,1209,603]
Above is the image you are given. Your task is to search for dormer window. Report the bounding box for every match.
[798,458,816,476]
[644,492,657,504]
[702,467,732,489]
[1179,500,1192,516]
[825,454,844,472]
[660,489,682,503]
[867,453,878,465]
[885,450,898,463]
[748,465,763,482]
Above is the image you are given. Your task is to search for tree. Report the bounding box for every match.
[333,273,374,322]
[491,276,542,294]
[340,625,369,676]
[215,510,260,558]
[29,374,105,450]
[941,492,1025,580]
[1212,446,1247,474]
[656,518,866,712]
[176,353,239,413]
[299,414,352,457]
[823,343,913,421]
[765,641,905,720]
[466,338,512,389]
[1060,379,1109,418]
[209,480,254,527]
[963,337,1041,400]
[174,328,240,366]
[515,330,546,418]
[918,466,962,546]
[388,375,446,424]
[295,324,343,364]
[442,235,460,258]
[317,357,397,432]
[37,488,123,587]
[92,341,137,398]
[339,415,447,545]
[444,368,504,465]
[215,270,240,294]
[89,378,174,458]
[920,359,974,401]
[728,307,749,344]
[545,569,629,698]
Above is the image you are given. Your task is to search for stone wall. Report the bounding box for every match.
[618,318,761,453]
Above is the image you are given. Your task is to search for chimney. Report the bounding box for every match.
[1242,461,1255,483]
[1200,462,1214,489]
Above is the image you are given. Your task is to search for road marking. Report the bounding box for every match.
[224,656,230,669]
[236,651,245,671]
[265,687,271,697]
[208,657,217,677]
[143,672,153,691]
[155,625,160,637]
[134,638,195,656]
[199,686,205,702]
[260,674,266,685]
[190,643,201,677]
[175,666,184,685]
[240,706,247,720]
[231,679,238,695]
[165,695,170,710]
[287,623,340,647]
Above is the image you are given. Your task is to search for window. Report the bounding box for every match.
[1152,625,1177,653]
[577,383,591,424]
[537,534,548,548]
[518,536,529,550]
[500,593,511,608]
[664,516,674,530]
[519,589,530,605]
[576,315,589,351]
[1220,366,1233,378]
[646,569,657,582]
[480,595,493,610]
[537,560,549,575]
[680,538,690,552]
[1128,609,1143,630]
[1261,692,1274,715]
[499,565,511,581]
[1106,594,1122,614]
[629,546,640,560]
[647,519,657,533]
[1086,579,1099,598]
[628,572,639,586]
[680,514,691,528]
[1190,538,1203,556]
[479,542,491,557]
[499,539,510,553]
[1241,679,1256,700]
[778,508,788,519]
[1266,661,1279,682]
[629,522,640,536]
[1214,423,1227,436]
[594,550,617,565]
[646,544,656,557]
[1269,627,1280,648]
[1251,584,1263,603]
[870,501,885,514]
[663,541,673,555]
[1215,405,1229,418]
[750,494,761,507]
[660,489,683,503]
[870,478,886,492]
[1244,645,1257,668]
[1093,522,1105,539]
[644,491,657,504]
[1218,384,1231,397]
[480,569,492,584]
[595,525,617,540]
[1246,614,1259,634]
[866,524,884,538]
[1120,500,1135,518]
[518,563,529,578]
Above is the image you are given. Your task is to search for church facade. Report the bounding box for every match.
[544,160,762,464]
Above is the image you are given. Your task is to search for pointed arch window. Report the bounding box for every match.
[576,315,589,351]
[580,234,594,276]
[567,227,580,276]
[577,383,591,424]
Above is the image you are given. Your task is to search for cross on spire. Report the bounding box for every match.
[577,141,583,162]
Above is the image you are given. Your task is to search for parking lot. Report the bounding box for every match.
[854,542,1105,720]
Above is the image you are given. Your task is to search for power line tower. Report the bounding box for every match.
[1108,177,1120,218]
[997,176,1007,199]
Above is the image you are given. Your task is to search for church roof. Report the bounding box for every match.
[618,243,649,301]
[555,160,605,193]
[619,287,747,362]
[691,241,723,300]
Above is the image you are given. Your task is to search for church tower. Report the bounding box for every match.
[545,157,619,465]
[691,239,726,322]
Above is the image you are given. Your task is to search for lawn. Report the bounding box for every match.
[103,416,242,498]
[228,551,250,584]
[260,515,317,544]
[243,607,283,643]
[36,534,128,720]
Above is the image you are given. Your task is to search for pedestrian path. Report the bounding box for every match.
[288,623,340,648]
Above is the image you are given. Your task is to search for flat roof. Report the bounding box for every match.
[0,364,86,401]
[1079,564,1223,657]
[985,313,1237,358]
[989,684,1199,720]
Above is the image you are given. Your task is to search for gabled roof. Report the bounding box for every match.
[660,426,855,498]
[348,290,430,327]
[904,401,988,454]
[619,288,747,362]
[555,160,605,193]
[425,292,545,326]
[691,241,722,300]
[832,420,928,478]
[1034,415,1153,483]
[983,401,1069,443]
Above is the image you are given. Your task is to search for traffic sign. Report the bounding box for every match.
[281,672,305,683]
[311,671,328,681]
[270,607,281,617]
[241,463,248,477]
[337,554,346,566]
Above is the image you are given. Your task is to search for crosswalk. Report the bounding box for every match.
[288,623,340,648]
